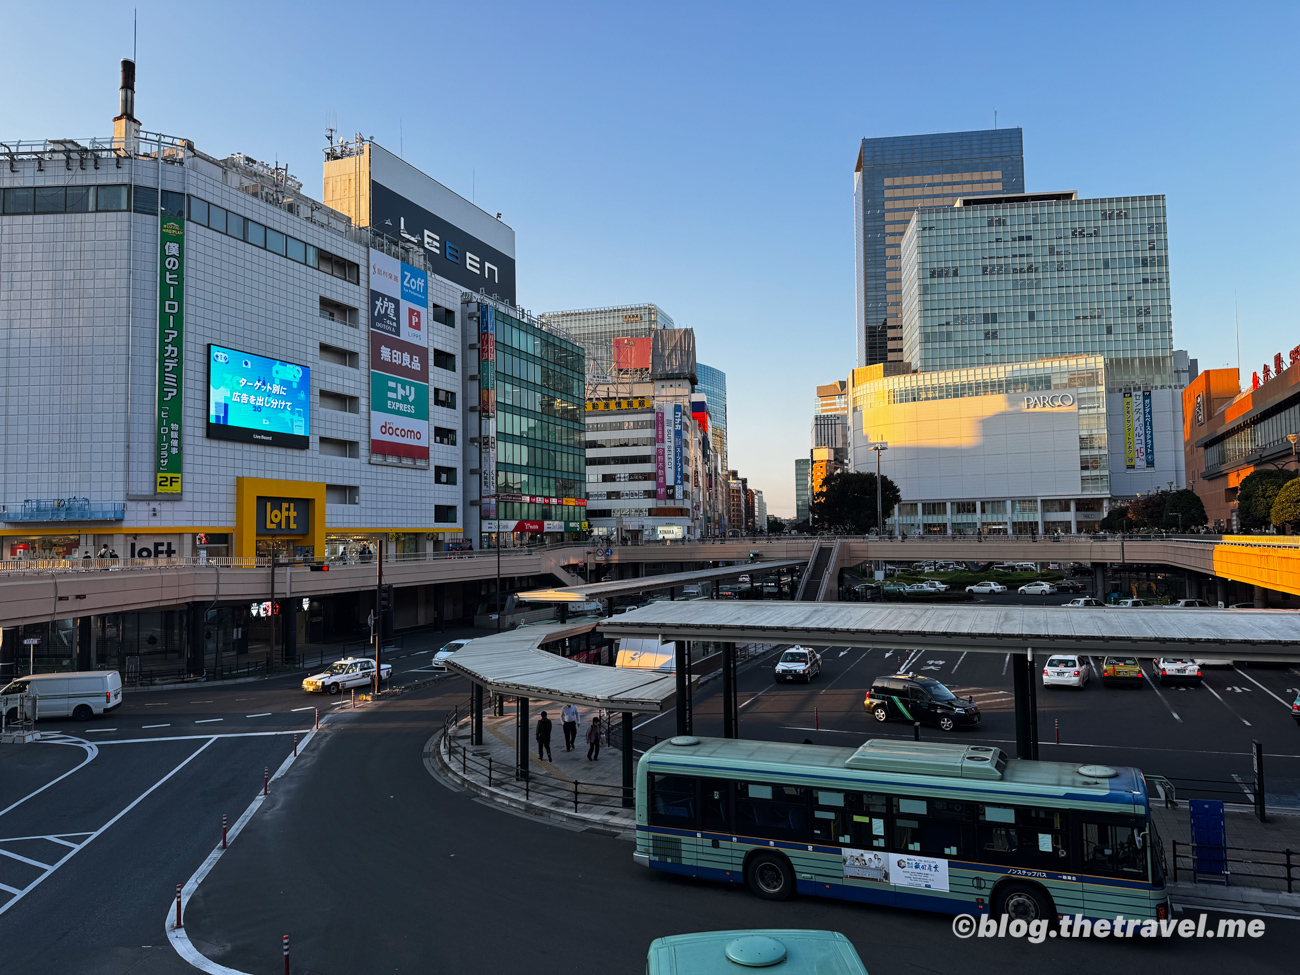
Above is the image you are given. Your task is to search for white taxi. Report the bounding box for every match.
[302,657,393,694]
[1042,654,1090,689]
[1155,658,1202,685]
[773,646,822,683]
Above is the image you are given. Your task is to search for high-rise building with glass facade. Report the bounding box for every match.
[855,129,1024,368]
[695,363,728,471]
[794,457,811,524]
[900,192,1174,382]
[537,303,673,378]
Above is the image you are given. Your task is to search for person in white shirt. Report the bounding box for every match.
[561,703,580,751]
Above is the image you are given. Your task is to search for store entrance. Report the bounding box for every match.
[255,538,313,561]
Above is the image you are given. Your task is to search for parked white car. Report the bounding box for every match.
[1116,598,1151,608]
[1,671,122,722]
[431,639,473,672]
[1018,582,1057,595]
[1170,599,1212,608]
[921,579,950,591]
[1042,654,1090,689]
[965,581,1007,594]
[1065,597,1103,607]
[1155,658,1202,684]
[302,657,392,694]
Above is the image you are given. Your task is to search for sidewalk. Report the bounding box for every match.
[430,698,637,831]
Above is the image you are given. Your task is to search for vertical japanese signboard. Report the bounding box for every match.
[369,248,430,459]
[479,305,497,518]
[1142,390,1155,467]
[1123,392,1135,470]
[1132,391,1148,470]
[156,217,185,494]
[655,407,667,502]
[673,405,684,497]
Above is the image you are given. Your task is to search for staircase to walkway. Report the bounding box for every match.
[796,539,835,601]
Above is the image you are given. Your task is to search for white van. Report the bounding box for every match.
[0,671,123,722]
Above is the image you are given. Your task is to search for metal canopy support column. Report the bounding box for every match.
[516,695,530,780]
[674,640,690,736]
[1026,648,1039,759]
[621,711,634,808]
[721,642,737,738]
[471,682,483,746]
[1012,651,1032,760]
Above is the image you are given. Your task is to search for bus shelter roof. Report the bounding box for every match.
[596,602,1300,660]
[443,620,689,713]
[517,560,803,604]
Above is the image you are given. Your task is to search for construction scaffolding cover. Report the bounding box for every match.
[651,328,697,381]
[612,336,652,370]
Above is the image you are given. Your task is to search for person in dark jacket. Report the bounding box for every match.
[535,711,553,762]
[585,716,601,761]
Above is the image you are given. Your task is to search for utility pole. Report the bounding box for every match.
[374,539,383,694]
[870,442,889,538]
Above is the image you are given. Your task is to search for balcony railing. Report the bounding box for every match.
[2,499,125,522]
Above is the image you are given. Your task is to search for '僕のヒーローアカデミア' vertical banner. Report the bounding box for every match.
[156,216,185,493]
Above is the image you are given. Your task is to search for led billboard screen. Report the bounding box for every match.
[207,344,311,449]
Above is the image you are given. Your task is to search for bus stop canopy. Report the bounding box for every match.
[597,601,1300,660]
[517,560,803,604]
[443,620,690,713]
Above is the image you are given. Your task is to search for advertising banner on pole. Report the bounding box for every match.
[155,216,185,494]
[1123,392,1135,470]
[370,248,430,461]
[1143,390,1155,467]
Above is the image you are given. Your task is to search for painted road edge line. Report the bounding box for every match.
[165,727,319,975]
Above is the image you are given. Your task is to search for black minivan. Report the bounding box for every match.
[863,674,980,731]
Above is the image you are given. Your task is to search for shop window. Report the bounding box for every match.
[96,186,128,211]
[266,228,286,256]
[160,190,186,218]
[132,184,158,214]
[433,388,457,410]
[433,349,456,372]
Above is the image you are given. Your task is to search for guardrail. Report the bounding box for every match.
[0,549,549,575]
[1171,840,1296,892]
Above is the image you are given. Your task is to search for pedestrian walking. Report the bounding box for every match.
[535,711,553,762]
[96,544,110,558]
[561,702,579,751]
[586,715,601,761]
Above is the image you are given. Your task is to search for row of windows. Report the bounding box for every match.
[1203,395,1300,471]
[496,380,584,424]
[586,436,656,449]
[648,774,1147,878]
[587,490,655,501]
[586,454,654,467]
[495,317,584,378]
[497,410,584,449]
[497,440,584,473]
[496,472,584,499]
[497,502,584,522]
[0,184,364,285]
[589,471,657,483]
[586,418,655,432]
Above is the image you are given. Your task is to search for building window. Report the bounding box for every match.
[319,437,359,459]
[433,349,456,372]
[319,343,359,368]
[320,297,359,327]
[319,391,359,414]
[433,388,456,410]
[434,466,457,485]
[433,427,457,446]
[325,484,359,505]
[434,505,457,523]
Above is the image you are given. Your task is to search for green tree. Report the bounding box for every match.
[1271,478,1300,529]
[1126,493,1168,529]
[1099,506,1133,532]
[1237,468,1298,529]
[810,471,901,534]
[766,515,786,535]
[1162,489,1208,530]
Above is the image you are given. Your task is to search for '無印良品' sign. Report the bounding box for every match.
[156,217,185,493]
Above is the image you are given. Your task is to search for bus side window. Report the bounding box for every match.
[1080,820,1145,877]
[735,782,809,843]
[892,797,974,858]
[701,778,731,833]
[649,774,698,829]
[845,792,889,849]
[977,805,1067,869]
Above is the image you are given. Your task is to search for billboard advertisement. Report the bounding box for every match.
[155,216,186,493]
[480,305,498,514]
[1143,390,1155,468]
[207,345,311,449]
[1123,393,1135,470]
[673,405,684,493]
[612,336,652,370]
[655,407,667,501]
[370,247,430,461]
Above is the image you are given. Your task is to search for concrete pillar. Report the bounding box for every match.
[1071,500,1079,535]
[1186,573,1200,600]
[1253,585,1267,609]
[77,617,92,671]
[186,602,206,678]
[1093,564,1106,596]
[1216,577,1227,607]
[281,598,298,669]
[621,711,635,809]
[0,627,15,683]
[1012,651,1040,760]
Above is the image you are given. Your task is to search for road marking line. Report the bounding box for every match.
[290,706,315,712]
[820,649,871,694]
[194,718,223,724]
[1201,680,1252,726]
[166,729,318,975]
[45,836,82,848]
[1230,773,1255,800]
[739,686,776,710]
[1139,664,1181,723]
[93,730,308,745]
[1002,653,1010,676]
[189,701,213,704]
[951,651,968,673]
[0,737,217,919]
[142,724,171,729]
[0,881,20,895]
[84,728,118,733]
[1233,666,1295,708]
[245,713,272,718]
[143,703,170,707]
[0,738,97,820]
[0,848,51,869]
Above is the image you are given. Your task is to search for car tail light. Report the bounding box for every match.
[1073,670,1080,677]
[1196,669,1202,677]
[1161,669,1167,676]
[1157,903,1168,921]
[1043,669,1049,676]
[106,691,111,702]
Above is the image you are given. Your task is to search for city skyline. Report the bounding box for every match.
[0,2,1296,515]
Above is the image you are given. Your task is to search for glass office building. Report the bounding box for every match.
[855,129,1024,368]
[900,193,1174,383]
[695,362,728,471]
[538,303,673,378]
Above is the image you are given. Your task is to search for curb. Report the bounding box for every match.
[1169,881,1300,917]
[425,727,634,834]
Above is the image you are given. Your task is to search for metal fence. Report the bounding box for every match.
[1171,840,1296,892]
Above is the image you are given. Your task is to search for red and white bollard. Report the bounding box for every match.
[283,934,289,975]
[314,707,318,731]
[263,767,269,796]
[1055,718,1060,745]
[814,707,819,731]
[222,814,228,849]
[293,733,298,756]
[175,884,183,928]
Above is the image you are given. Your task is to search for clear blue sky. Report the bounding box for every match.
[3,1,1296,516]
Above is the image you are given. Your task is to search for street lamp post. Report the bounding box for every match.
[869,442,889,538]
[1287,433,1298,469]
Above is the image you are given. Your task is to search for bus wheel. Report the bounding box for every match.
[73,705,94,722]
[994,881,1053,922]
[746,852,795,901]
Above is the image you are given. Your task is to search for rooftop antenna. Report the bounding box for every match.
[133,8,137,62]
[994,109,997,129]
[325,111,336,146]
